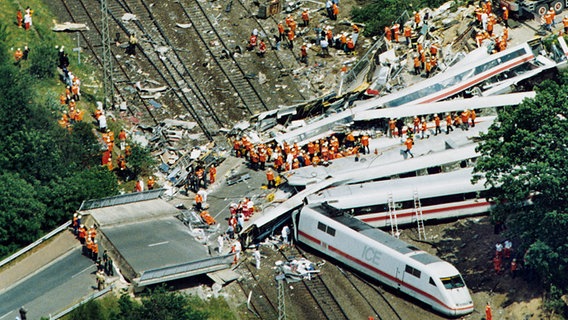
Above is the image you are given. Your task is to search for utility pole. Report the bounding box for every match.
[100,0,114,109]
[276,273,287,320]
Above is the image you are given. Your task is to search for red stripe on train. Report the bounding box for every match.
[361,201,491,223]
[421,54,534,104]
[297,229,473,313]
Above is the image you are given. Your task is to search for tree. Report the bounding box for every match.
[474,77,568,296]
[0,172,46,257]
[127,143,157,178]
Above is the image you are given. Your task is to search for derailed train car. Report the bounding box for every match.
[293,204,474,316]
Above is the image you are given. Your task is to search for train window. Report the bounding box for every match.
[440,275,466,290]
[317,222,336,237]
[429,277,436,286]
[405,265,421,278]
[327,227,336,236]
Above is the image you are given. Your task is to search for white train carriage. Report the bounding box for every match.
[293,205,474,316]
[305,168,491,228]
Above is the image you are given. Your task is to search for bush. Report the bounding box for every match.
[29,42,57,79]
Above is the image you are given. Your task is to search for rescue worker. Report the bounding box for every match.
[434,114,441,135]
[486,302,493,320]
[209,165,216,184]
[425,58,432,77]
[511,258,518,278]
[282,225,290,245]
[361,133,370,154]
[302,9,310,27]
[92,240,99,261]
[253,246,261,269]
[384,25,392,42]
[248,33,258,51]
[502,6,509,28]
[96,269,106,290]
[493,255,502,274]
[126,33,137,56]
[258,39,267,57]
[331,3,339,20]
[195,193,203,211]
[420,119,429,139]
[392,23,400,43]
[78,225,86,244]
[300,43,308,64]
[414,11,421,27]
[461,109,470,130]
[278,22,285,42]
[404,136,414,158]
[389,118,397,138]
[147,176,155,190]
[564,15,568,34]
[232,240,242,264]
[404,24,412,46]
[346,37,355,54]
[14,48,23,65]
[446,113,454,134]
[17,9,23,28]
[470,109,476,127]
[287,29,295,49]
[266,168,275,188]
[544,10,553,31]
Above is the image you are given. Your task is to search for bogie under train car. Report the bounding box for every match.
[293,204,474,316]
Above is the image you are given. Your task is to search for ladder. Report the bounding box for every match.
[387,193,400,238]
[413,190,427,240]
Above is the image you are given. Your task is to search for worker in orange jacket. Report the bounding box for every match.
[360,133,370,154]
[446,113,454,134]
[502,6,509,28]
[384,25,392,41]
[258,40,267,57]
[404,25,412,46]
[92,240,99,261]
[266,168,275,188]
[563,15,568,34]
[302,9,310,27]
[404,137,414,158]
[331,3,339,20]
[17,10,23,28]
[486,302,493,320]
[434,114,441,135]
[147,176,156,190]
[195,193,203,211]
[209,165,216,184]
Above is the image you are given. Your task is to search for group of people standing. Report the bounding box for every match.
[16,7,33,30]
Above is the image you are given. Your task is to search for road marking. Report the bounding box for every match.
[72,264,96,278]
[148,241,169,247]
[0,311,14,319]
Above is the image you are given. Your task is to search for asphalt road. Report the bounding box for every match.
[0,248,97,320]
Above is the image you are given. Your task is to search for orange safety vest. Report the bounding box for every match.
[405,138,413,150]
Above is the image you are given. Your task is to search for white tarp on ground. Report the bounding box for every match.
[52,22,89,32]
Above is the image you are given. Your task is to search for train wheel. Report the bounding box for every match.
[536,4,548,16]
[552,0,564,13]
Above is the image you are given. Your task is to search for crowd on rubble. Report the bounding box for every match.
[72,213,114,290]
[472,1,510,53]
[246,0,361,65]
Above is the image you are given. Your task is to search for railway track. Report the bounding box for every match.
[59,0,160,126]
[175,0,268,114]
[339,267,403,320]
[58,0,281,141]
[238,259,279,319]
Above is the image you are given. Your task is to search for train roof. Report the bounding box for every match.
[287,141,480,187]
[308,205,442,265]
[306,168,486,209]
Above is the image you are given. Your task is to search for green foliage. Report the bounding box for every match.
[0,172,46,257]
[66,288,236,320]
[29,42,57,79]
[474,74,568,303]
[351,0,446,36]
[127,143,157,178]
[543,285,568,315]
[0,24,10,65]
